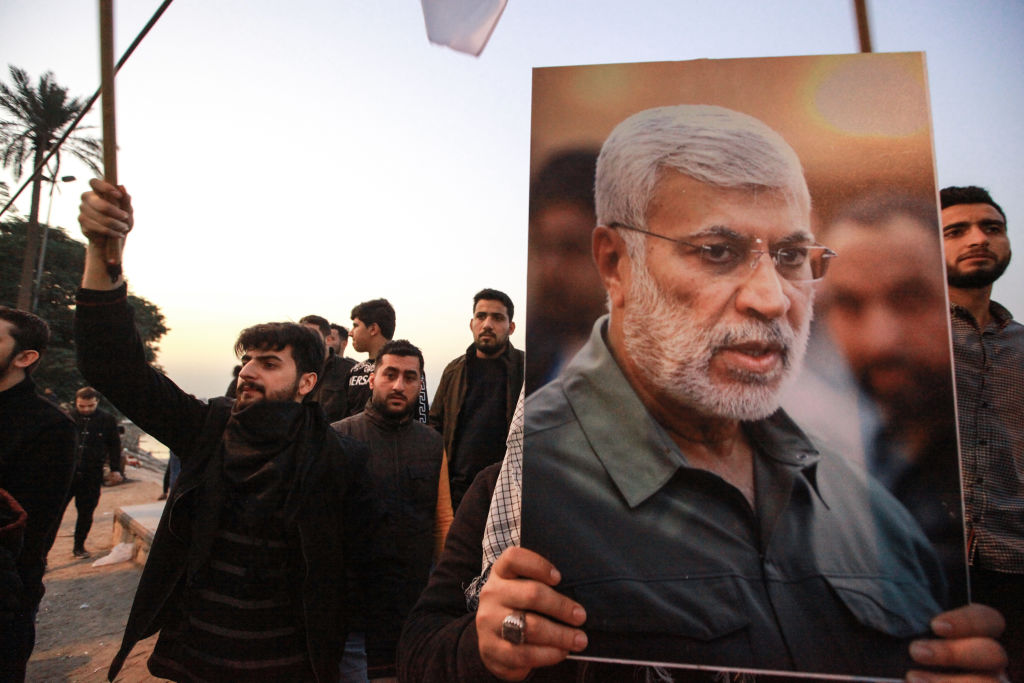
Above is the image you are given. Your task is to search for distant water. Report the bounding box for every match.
[138,433,171,461]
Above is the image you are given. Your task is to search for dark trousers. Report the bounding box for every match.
[0,605,37,683]
[972,567,1024,682]
[62,471,102,550]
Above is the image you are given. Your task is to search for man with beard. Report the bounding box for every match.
[64,386,123,559]
[807,195,966,603]
[0,306,76,681]
[941,185,1023,680]
[470,105,958,681]
[430,289,524,510]
[76,179,373,683]
[332,339,448,680]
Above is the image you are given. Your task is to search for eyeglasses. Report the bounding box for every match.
[609,223,837,282]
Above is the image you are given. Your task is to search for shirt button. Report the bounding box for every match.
[978,440,987,446]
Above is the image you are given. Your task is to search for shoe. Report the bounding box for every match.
[73,548,91,559]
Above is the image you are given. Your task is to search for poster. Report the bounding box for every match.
[521,53,965,680]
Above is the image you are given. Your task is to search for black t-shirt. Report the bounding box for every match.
[448,355,507,509]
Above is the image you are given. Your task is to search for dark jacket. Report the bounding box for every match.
[75,285,372,683]
[71,407,122,475]
[428,342,523,463]
[0,377,76,607]
[311,351,356,423]
[332,404,443,676]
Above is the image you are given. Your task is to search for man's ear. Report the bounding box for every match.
[593,225,631,311]
[12,349,39,370]
[368,371,376,391]
[368,323,381,338]
[297,372,318,398]
[508,320,516,335]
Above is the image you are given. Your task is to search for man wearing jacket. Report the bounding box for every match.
[0,306,76,682]
[429,289,524,510]
[64,386,122,558]
[332,339,448,679]
[77,179,372,683]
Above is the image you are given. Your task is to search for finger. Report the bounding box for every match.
[493,546,563,586]
[79,209,130,240]
[516,611,588,652]
[481,642,574,682]
[930,604,1005,640]
[908,636,1008,674]
[79,194,131,235]
[88,177,124,198]
[479,575,586,629]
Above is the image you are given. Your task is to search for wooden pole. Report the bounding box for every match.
[854,0,873,53]
[99,0,122,276]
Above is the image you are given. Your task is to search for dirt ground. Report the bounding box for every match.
[27,469,168,683]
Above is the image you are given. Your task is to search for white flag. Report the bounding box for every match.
[420,0,508,57]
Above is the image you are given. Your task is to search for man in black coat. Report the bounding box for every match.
[64,386,122,558]
[0,306,77,682]
[78,179,373,683]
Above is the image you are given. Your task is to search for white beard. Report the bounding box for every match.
[622,259,811,421]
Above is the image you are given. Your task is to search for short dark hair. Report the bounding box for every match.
[299,314,331,338]
[0,305,50,373]
[826,193,940,239]
[76,386,100,401]
[940,186,1006,223]
[330,323,348,341]
[351,299,396,340]
[529,150,599,220]
[234,322,325,377]
[375,339,424,373]
[473,288,515,321]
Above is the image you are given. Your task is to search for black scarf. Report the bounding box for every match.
[222,399,310,526]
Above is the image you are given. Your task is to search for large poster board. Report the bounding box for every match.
[521,53,965,680]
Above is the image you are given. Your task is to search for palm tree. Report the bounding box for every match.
[0,65,101,310]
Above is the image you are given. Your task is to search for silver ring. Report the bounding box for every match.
[501,611,526,645]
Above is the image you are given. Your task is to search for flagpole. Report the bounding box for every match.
[99,0,122,278]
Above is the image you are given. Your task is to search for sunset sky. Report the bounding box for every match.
[3,0,1022,400]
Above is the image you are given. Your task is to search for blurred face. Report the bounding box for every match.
[471,299,514,358]
[75,397,99,415]
[942,203,1011,289]
[528,202,605,329]
[823,217,950,413]
[369,353,421,419]
[235,345,312,409]
[350,318,372,353]
[325,328,343,355]
[620,174,814,421]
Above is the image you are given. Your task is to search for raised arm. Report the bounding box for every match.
[75,178,208,454]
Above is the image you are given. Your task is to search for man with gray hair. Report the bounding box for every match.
[467,105,966,680]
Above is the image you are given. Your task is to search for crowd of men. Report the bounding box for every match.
[0,101,1019,682]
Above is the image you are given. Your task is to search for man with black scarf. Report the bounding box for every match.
[76,178,373,683]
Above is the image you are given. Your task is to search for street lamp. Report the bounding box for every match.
[31,174,77,312]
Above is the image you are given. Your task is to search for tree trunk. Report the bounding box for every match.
[16,144,46,311]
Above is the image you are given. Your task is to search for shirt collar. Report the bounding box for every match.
[951,299,1015,330]
[561,316,822,508]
